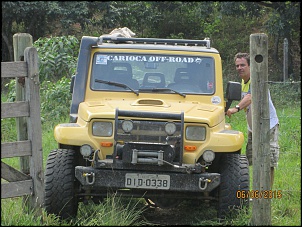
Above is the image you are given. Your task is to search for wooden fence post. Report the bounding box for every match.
[250,33,271,225]
[24,46,45,216]
[13,33,32,175]
[12,33,44,216]
[283,38,288,83]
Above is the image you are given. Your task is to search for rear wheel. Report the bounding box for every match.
[44,149,79,220]
[217,154,249,218]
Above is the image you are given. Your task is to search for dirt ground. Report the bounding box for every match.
[139,200,219,226]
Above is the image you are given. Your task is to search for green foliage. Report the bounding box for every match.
[40,77,72,122]
[223,102,301,226]
[3,79,16,102]
[1,118,17,142]
[219,2,262,17]
[2,2,300,81]
[33,36,79,82]
[108,2,153,31]
[1,195,146,226]
[262,2,300,37]
[2,36,77,123]
[1,1,104,41]
[148,2,216,39]
[271,107,301,226]
[1,84,17,143]
[2,2,54,40]
[1,197,66,226]
[75,195,146,226]
[269,82,301,107]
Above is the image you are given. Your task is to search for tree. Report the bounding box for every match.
[2,2,52,61]
[2,1,299,81]
[218,1,300,80]
[1,1,107,62]
[257,1,300,80]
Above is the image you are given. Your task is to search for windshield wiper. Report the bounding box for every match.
[139,88,186,97]
[95,79,139,96]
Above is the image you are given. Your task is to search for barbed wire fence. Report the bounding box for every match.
[261,78,300,218]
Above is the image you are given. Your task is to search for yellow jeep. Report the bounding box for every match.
[44,35,249,220]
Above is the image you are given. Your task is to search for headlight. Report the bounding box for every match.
[92,122,113,137]
[80,144,93,157]
[203,150,215,162]
[122,120,133,133]
[165,122,177,135]
[186,126,206,141]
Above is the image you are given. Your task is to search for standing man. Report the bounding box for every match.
[226,52,280,189]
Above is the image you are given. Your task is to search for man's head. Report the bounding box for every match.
[234,53,250,82]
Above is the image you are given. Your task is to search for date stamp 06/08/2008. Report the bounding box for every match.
[236,190,282,199]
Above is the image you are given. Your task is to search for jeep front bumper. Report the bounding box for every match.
[75,166,220,193]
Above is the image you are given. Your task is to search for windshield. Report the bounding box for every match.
[90,53,215,94]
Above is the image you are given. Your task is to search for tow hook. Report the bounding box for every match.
[83,172,95,185]
[199,177,211,190]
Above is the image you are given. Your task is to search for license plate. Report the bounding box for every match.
[125,173,170,190]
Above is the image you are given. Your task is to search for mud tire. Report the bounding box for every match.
[44,149,78,220]
[217,154,249,219]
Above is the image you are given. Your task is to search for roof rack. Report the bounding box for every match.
[97,36,211,49]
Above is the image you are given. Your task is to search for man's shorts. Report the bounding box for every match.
[246,124,279,167]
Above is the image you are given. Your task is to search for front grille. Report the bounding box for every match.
[116,120,181,143]
[114,109,184,166]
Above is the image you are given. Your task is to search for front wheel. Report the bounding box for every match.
[217,154,249,219]
[44,149,79,220]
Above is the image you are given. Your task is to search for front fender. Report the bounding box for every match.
[54,123,98,148]
[184,129,244,163]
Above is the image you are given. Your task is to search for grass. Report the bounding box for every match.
[71,195,147,226]
[1,194,147,226]
[225,106,301,226]
[1,83,301,226]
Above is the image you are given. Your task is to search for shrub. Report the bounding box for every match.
[40,77,72,122]
[34,36,79,82]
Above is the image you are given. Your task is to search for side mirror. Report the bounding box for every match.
[225,81,241,112]
[70,75,75,93]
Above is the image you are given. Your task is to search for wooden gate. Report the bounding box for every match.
[1,44,44,214]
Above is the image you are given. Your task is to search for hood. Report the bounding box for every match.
[78,98,225,127]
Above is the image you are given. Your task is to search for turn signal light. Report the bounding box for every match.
[101,142,113,147]
[184,145,197,151]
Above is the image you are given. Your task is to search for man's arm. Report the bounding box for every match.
[226,93,251,118]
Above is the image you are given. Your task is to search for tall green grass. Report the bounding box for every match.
[222,83,301,226]
[224,106,301,226]
[1,194,147,226]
